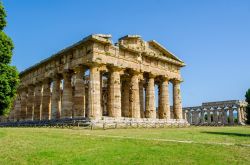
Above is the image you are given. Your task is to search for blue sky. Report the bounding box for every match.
[2,0,250,107]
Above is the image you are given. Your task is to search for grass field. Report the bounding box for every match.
[0,126,250,165]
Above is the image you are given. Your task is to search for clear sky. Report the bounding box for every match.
[2,0,250,107]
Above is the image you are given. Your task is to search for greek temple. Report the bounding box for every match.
[6,34,189,127]
[183,100,247,125]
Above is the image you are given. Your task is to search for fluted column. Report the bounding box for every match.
[34,83,42,120]
[129,72,140,118]
[20,89,27,121]
[187,111,191,123]
[159,78,170,119]
[237,107,242,124]
[223,109,228,125]
[51,75,61,119]
[88,66,101,119]
[201,109,205,124]
[139,82,145,118]
[213,109,218,124]
[207,109,211,124]
[121,79,130,117]
[229,109,234,125]
[42,78,51,120]
[145,75,156,118]
[108,68,121,118]
[73,67,86,118]
[173,80,183,119]
[62,72,73,118]
[26,85,35,121]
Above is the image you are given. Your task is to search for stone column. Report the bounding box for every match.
[159,78,170,119]
[213,109,218,124]
[237,107,242,124]
[139,82,145,118]
[42,78,51,120]
[20,89,27,121]
[187,111,191,123]
[121,79,130,117]
[191,111,195,124]
[62,72,73,118]
[129,71,140,118]
[173,80,183,119]
[34,83,42,120]
[51,75,61,119]
[73,67,86,118]
[207,109,211,124]
[108,67,121,118]
[88,66,101,119]
[229,109,234,125]
[26,85,35,121]
[145,75,156,118]
[201,109,205,124]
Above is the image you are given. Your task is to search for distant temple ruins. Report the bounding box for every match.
[183,100,247,125]
[4,34,189,127]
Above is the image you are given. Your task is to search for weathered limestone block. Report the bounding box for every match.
[173,80,183,119]
[62,72,73,118]
[20,89,27,121]
[145,76,156,118]
[73,67,85,118]
[34,83,42,120]
[88,66,101,119]
[26,85,35,121]
[159,78,170,119]
[121,80,130,117]
[129,72,140,118]
[108,68,121,117]
[51,75,61,119]
[42,79,51,120]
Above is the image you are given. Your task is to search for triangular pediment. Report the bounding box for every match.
[147,40,184,63]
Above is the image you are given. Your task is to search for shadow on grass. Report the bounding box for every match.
[201,131,250,137]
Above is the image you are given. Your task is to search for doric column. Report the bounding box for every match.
[108,67,121,118]
[222,109,228,124]
[187,111,191,123]
[42,78,51,120]
[129,71,140,118]
[26,85,35,121]
[191,111,195,124]
[139,81,145,118]
[159,77,170,119]
[145,75,156,118]
[213,109,218,124]
[51,75,61,119]
[73,67,86,118]
[121,79,130,117]
[88,66,101,119]
[201,109,205,124]
[237,107,242,124]
[20,89,27,121]
[229,109,234,125]
[207,109,211,124]
[34,83,42,120]
[173,80,183,119]
[61,72,73,118]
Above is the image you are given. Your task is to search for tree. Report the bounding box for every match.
[245,89,250,124]
[0,1,19,116]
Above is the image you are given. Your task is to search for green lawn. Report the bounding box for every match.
[0,126,250,165]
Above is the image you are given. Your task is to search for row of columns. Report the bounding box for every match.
[185,107,245,125]
[15,65,183,121]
